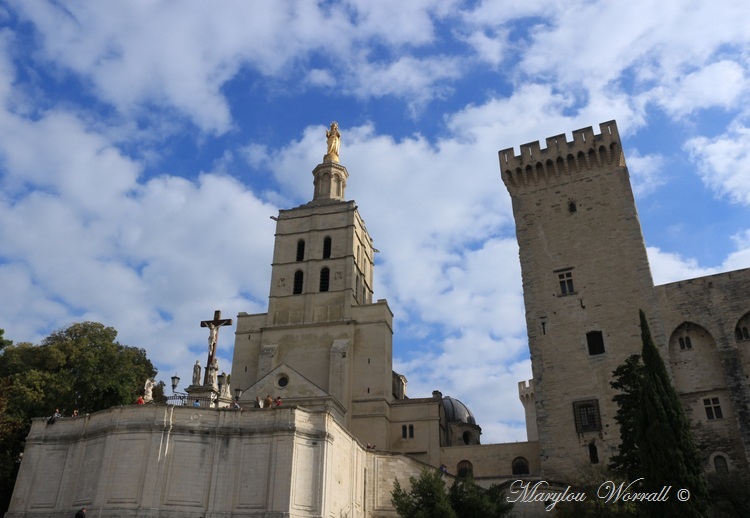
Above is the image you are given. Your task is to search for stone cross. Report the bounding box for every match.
[200,310,233,385]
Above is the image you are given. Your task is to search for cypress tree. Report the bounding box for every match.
[636,310,709,517]
[609,354,644,480]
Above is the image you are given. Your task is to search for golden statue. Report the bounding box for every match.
[325,121,340,162]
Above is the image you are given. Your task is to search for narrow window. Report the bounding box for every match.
[679,336,693,350]
[319,267,330,292]
[714,455,729,475]
[401,425,407,438]
[589,443,599,464]
[408,424,414,438]
[296,239,305,261]
[704,398,723,420]
[512,457,529,475]
[323,236,332,259]
[293,271,304,294]
[558,270,574,295]
[586,331,605,355]
[573,400,601,433]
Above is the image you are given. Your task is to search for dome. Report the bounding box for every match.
[442,396,476,425]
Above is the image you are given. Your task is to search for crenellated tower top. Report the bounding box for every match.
[499,120,626,193]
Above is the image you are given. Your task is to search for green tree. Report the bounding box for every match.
[0,322,157,514]
[609,354,644,479]
[635,310,709,517]
[0,328,11,351]
[392,469,513,518]
[392,469,457,518]
[449,476,513,518]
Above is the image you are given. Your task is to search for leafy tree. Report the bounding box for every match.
[392,469,512,518]
[0,328,11,351]
[637,310,709,517]
[609,354,644,479]
[449,476,513,518]
[0,322,157,514]
[392,469,457,518]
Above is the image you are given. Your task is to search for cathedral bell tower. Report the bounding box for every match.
[231,122,393,442]
[265,121,373,323]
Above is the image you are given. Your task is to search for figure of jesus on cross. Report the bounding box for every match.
[200,310,233,386]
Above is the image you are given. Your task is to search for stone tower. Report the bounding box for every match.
[231,126,395,447]
[500,121,666,478]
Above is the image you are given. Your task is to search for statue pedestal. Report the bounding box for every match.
[185,384,221,408]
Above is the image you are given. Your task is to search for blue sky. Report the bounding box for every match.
[1,1,749,443]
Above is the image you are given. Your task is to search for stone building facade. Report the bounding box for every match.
[500,120,750,480]
[7,129,541,517]
[9,120,748,517]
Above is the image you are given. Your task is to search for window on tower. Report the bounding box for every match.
[679,336,693,350]
[296,239,305,261]
[714,455,729,474]
[293,271,304,294]
[573,400,601,433]
[323,236,332,258]
[319,267,330,292]
[704,398,723,420]
[586,331,605,355]
[589,443,599,464]
[556,268,575,295]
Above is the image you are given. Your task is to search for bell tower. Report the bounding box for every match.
[231,122,393,443]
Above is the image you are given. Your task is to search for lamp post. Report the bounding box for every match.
[171,374,180,393]
[235,388,242,401]
[169,374,189,405]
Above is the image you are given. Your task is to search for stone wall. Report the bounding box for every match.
[656,269,750,472]
[7,404,426,518]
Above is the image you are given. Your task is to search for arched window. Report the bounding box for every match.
[323,236,332,259]
[293,271,304,294]
[714,455,729,475]
[319,267,330,292]
[512,457,529,475]
[457,460,473,478]
[296,240,305,261]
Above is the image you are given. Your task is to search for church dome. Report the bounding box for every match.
[442,396,476,425]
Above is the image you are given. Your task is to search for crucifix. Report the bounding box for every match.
[200,310,233,385]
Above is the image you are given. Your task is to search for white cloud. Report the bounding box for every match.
[626,149,667,197]
[647,246,719,285]
[685,122,750,205]
[650,60,748,117]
